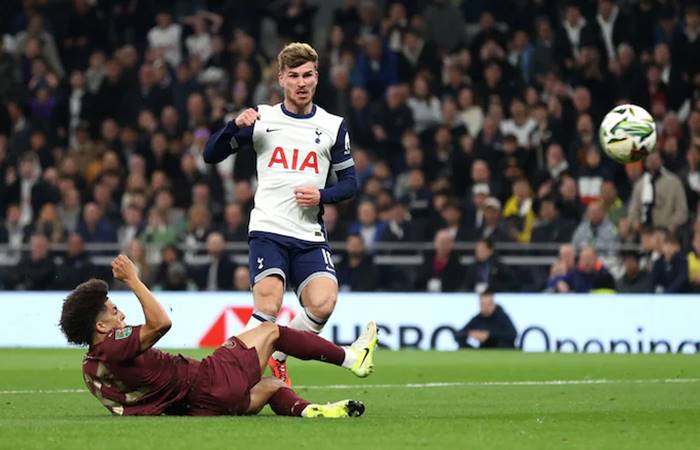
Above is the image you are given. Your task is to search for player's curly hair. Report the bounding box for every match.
[277,42,318,71]
[59,279,110,346]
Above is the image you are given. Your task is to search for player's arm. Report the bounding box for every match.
[295,121,358,207]
[111,255,172,351]
[202,107,258,163]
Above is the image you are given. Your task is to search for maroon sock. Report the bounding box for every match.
[268,387,311,417]
[275,326,345,366]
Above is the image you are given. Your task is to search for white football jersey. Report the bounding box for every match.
[242,103,353,242]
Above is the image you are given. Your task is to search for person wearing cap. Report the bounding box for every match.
[464,182,490,232]
[616,250,651,293]
[475,196,511,242]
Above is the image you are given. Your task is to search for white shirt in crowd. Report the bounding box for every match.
[148,23,183,67]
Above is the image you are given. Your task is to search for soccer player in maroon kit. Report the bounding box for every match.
[59,255,378,417]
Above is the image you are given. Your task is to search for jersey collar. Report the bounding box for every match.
[281,102,317,119]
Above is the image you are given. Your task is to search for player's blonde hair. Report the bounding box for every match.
[277,42,318,72]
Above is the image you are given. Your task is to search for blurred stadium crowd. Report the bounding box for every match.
[0,0,699,293]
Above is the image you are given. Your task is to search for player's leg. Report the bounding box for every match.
[270,244,338,370]
[237,321,378,378]
[246,376,365,418]
[243,234,289,331]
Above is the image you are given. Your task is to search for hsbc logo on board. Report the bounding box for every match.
[198,306,296,347]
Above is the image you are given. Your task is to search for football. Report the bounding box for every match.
[599,104,657,164]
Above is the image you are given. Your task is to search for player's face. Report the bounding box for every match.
[96,299,126,334]
[279,61,318,111]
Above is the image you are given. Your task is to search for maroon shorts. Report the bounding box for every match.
[187,337,262,416]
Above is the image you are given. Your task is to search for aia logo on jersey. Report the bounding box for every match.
[268,146,319,174]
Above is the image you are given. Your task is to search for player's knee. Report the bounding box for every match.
[255,298,281,317]
[307,294,337,320]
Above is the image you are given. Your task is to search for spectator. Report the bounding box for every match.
[571,201,619,256]
[616,251,651,294]
[454,290,517,349]
[599,179,626,227]
[465,238,515,293]
[233,266,250,292]
[688,230,700,293]
[416,229,463,292]
[76,202,117,243]
[24,203,65,244]
[349,200,386,251]
[147,10,183,67]
[651,233,688,293]
[502,178,536,242]
[475,197,510,242]
[9,234,56,290]
[154,245,184,290]
[351,35,398,101]
[499,98,536,149]
[183,204,214,262]
[192,232,235,291]
[439,199,470,242]
[6,152,57,227]
[628,152,688,232]
[546,243,577,292]
[557,174,585,223]
[140,208,178,252]
[53,233,94,290]
[638,226,665,272]
[423,0,466,53]
[407,75,441,134]
[559,246,615,293]
[463,183,490,232]
[576,148,609,205]
[531,197,576,244]
[336,234,378,292]
[371,85,414,165]
[0,204,25,261]
[220,202,247,243]
[323,204,348,243]
[117,204,145,251]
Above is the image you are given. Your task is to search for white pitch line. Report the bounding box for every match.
[1,378,698,395]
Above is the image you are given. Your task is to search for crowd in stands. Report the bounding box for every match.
[0,0,699,293]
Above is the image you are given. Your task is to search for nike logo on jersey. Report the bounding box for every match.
[266,128,281,132]
[257,257,264,269]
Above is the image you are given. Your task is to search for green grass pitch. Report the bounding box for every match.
[1,349,699,450]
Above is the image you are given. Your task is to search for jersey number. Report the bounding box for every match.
[322,249,335,269]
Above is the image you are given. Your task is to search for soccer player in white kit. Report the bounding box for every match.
[203,43,373,386]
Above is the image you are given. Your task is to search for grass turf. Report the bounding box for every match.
[1,349,699,450]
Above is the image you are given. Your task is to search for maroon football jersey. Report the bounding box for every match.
[82,325,199,416]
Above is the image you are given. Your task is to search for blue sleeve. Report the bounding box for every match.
[203,120,254,163]
[319,121,358,204]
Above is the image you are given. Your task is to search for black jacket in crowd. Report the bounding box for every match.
[415,252,465,292]
[455,304,517,349]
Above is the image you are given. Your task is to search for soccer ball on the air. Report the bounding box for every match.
[599,104,657,164]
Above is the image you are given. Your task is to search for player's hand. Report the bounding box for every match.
[469,330,489,343]
[294,186,321,207]
[111,254,139,284]
[234,108,260,128]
